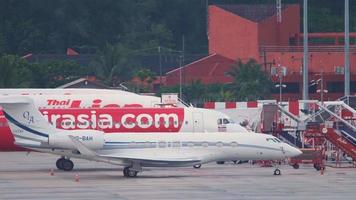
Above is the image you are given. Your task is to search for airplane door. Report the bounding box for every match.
[193,112,204,132]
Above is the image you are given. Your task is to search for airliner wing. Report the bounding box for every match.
[68,136,200,166]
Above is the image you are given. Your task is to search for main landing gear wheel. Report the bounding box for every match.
[274,168,281,176]
[56,158,65,170]
[56,158,74,171]
[123,167,138,178]
[292,163,300,169]
[193,164,202,169]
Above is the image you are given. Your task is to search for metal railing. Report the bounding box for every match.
[260,45,356,53]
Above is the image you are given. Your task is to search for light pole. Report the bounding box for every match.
[275,65,286,104]
[179,55,182,99]
[316,72,328,103]
[275,82,286,105]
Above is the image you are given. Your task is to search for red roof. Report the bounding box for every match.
[166,54,236,85]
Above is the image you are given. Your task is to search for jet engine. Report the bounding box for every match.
[48,130,104,150]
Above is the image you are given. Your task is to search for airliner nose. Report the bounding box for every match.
[289,146,303,157]
[291,147,303,157]
[283,144,303,157]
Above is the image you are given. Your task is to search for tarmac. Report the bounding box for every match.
[0,152,355,200]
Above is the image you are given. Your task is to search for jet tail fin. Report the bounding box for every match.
[0,96,56,143]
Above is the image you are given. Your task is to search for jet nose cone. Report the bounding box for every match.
[292,148,303,157]
[283,144,303,157]
[288,146,303,157]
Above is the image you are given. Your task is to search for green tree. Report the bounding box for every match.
[91,43,137,87]
[0,55,32,87]
[134,68,157,92]
[183,80,206,105]
[29,60,86,88]
[227,59,272,101]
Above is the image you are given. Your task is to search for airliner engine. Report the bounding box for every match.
[48,130,104,150]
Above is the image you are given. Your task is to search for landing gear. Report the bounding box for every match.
[56,157,74,171]
[216,161,225,164]
[273,168,281,175]
[313,163,321,171]
[292,163,300,169]
[193,164,202,169]
[123,167,138,177]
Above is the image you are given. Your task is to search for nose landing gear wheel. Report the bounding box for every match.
[123,167,138,177]
[274,168,281,175]
[193,164,202,169]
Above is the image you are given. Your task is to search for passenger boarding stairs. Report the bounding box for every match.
[305,96,356,123]
[303,96,356,161]
[275,105,308,148]
[325,128,356,160]
[280,131,308,148]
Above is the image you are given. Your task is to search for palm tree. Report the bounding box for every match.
[226,59,272,101]
[91,43,137,87]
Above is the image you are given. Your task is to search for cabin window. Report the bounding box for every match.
[145,141,151,148]
[158,141,166,148]
[172,141,181,147]
[130,141,136,147]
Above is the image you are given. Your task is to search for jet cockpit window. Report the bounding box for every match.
[266,138,276,143]
[266,138,281,143]
[218,118,232,125]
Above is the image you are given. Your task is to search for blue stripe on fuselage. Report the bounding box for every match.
[3,112,48,138]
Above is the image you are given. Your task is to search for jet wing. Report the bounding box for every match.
[68,136,201,166]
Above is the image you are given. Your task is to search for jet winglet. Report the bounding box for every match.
[68,135,97,157]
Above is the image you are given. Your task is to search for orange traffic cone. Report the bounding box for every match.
[75,174,80,182]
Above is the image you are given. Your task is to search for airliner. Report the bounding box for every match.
[0,91,247,151]
[0,96,302,177]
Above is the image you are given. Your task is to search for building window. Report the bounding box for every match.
[351,82,356,93]
[309,83,317,93]
[327,82,343,93]
[273,82,300,94]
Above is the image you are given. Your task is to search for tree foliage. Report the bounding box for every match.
[0,55,32,87]
[90,44,137,87]
[29,60,86,88]
[226,59,272,101]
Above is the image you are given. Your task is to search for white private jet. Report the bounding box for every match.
[0,96,302,177]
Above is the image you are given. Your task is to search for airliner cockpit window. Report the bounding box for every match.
[274,138,282,143]
[266,138,276,143]
[223,118,230,124]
